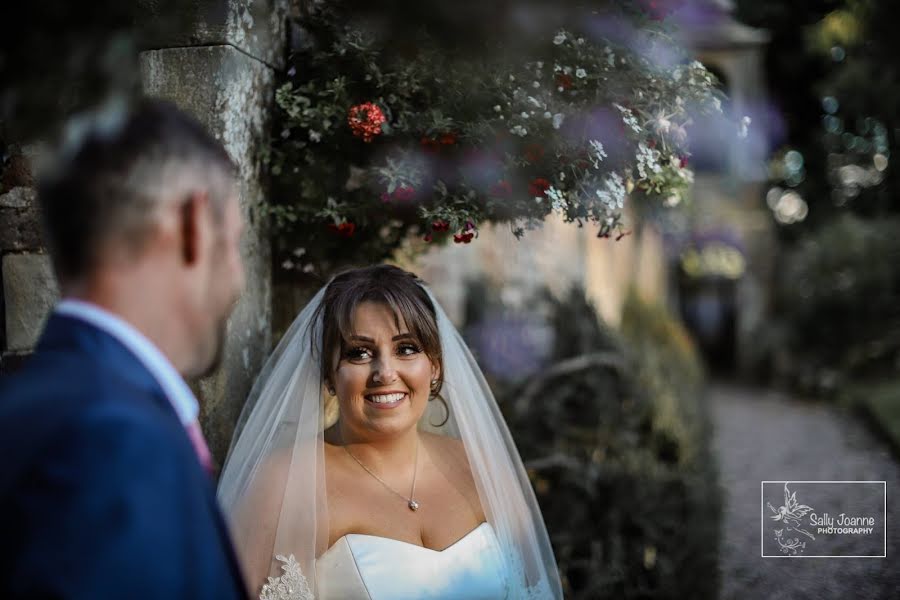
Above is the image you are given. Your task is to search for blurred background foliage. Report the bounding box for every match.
[736,0,900,234]
[774,214,900,393]
[734,0,900,448]
[464,281,718,599]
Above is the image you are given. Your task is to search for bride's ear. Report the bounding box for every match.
[430,363,441,384]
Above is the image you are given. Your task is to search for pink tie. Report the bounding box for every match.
[185,420,214,476]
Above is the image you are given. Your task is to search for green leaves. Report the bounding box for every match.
[266,1,724,276]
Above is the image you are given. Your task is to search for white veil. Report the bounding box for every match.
[217,279,562,599]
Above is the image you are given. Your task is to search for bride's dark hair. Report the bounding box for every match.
[314,265,444,401]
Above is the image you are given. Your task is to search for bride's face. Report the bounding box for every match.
[331,301,438,440]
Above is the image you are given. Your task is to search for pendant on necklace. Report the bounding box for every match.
[408,499,420,511]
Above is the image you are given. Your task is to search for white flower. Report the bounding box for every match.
[636,142,662,179]
[309,130,322,142]
[552,113,565,129]
[614,103,642,134]
[547,186,568,212]
[536,61,544,69]
[654,116,671,134]
[521,112,530,119]
[544,111,552,119]
[494,105,502,112]
[664,194,681,207]
[510,125,528,137]
[575,68,587,79]
[589,140,607,168]
[553,31,567,45]
[533,81,541,88]
[577,37,585,44]
[596,172,626,213]
[527,96,542,108]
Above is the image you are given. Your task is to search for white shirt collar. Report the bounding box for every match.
[54,299,199,425]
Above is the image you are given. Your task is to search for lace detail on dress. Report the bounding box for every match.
[259,554,314,600]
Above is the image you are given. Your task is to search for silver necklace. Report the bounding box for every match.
[342,434,420,511]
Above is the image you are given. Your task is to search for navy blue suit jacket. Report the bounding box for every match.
[0,314,248,599]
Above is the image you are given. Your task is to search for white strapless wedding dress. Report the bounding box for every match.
[260,523,510,599]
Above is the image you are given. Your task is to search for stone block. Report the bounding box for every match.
[0,186,43,252]
[2,253,59,351]
[1,154,35,192]
[137,0,288,69]
[0,186,35,209]
[141,44,273,464]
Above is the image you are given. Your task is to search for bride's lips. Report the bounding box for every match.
[364,391,408,409]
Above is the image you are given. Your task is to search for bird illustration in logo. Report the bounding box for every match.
[767,482,815,541]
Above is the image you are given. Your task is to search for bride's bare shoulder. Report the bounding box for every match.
[421,431,471,467]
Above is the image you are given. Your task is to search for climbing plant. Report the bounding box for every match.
[266,0,725,276]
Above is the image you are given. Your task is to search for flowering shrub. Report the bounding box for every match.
[266,1,723,274]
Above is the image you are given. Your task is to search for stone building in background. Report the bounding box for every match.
[0,0,287,465]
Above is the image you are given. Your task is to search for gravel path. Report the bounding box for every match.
[710,382,900,600]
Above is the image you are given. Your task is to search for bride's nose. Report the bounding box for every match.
[371,357,398,385]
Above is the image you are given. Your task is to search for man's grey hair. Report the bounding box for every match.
[38,98,236,285]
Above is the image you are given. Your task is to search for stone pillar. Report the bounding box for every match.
[0,1,285,467]
[140,0,287,464]
[0,146,57,374]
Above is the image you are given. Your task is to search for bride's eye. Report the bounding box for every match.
[397,343,422,356]
[344,346,373,361]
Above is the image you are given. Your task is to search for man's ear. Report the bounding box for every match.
[179,191,210,266]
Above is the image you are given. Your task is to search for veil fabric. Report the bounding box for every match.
[217,283,562,599]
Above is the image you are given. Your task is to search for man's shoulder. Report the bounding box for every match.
[0,350,187,488]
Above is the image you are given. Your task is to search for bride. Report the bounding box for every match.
[218,265,562,599]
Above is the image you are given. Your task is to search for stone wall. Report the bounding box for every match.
[0,0,287,466]
[0,146,57,374]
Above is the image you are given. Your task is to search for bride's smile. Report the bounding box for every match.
[364,391,408,408]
